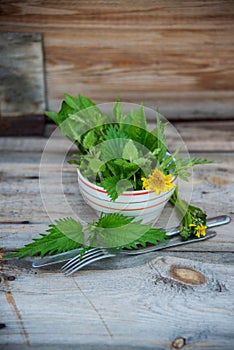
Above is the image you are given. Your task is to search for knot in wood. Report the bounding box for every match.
[170,265,206,285]
[172,337,186,349]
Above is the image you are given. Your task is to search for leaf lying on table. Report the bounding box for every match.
[5,214,167,259]
[88,213,167,249]
[6,218,84,259]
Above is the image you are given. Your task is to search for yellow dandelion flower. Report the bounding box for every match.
[194,224,207,238]
[141,168,174,196]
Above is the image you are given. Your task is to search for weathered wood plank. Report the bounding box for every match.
[0,120,234,152]
[0,150,233,252]
[0,33,45,117]
[0,128,234,349]
[0,1,233,119]
[1,255,234,348]
[0,32,45,135]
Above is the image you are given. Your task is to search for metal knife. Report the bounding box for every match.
[32,215,231,267]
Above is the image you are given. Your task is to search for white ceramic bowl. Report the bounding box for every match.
[77,169,177,224]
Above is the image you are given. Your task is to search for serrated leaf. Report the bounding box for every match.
[112,159,139,179]
[126,104,147,130]
[82,130,97,150]
[55,217,84,243]
[89,213,152,248]
[100,176,122,201]
[151,113,167,162]
[123,228,167,249]
[122,140,138,161]
[89,158,105,173]
[112,98,126,123]
[7,218,84,258]
[100,138,127,160]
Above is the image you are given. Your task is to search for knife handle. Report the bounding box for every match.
[166,215,231,237]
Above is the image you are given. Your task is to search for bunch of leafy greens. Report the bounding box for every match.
[4,94,213,259]
[46,94,212,201]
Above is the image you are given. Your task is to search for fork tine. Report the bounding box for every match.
[61,248,100,271]
[63,250,111,276]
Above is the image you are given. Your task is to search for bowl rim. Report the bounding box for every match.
[77,168,177,198]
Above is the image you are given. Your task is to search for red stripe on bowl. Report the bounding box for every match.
[82,193,168,212]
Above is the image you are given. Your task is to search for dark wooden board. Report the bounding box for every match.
[0,32,45,135]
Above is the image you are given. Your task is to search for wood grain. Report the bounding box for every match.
[1,123,234,349]
[0,1,234,119]
[1,256,234,349]
[0,33,45,117]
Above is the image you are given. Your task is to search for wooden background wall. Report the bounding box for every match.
[0,0,234,129]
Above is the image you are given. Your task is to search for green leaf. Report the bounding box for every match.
[100,125,128,160]
[45,111,60,124]
[89,213,153,248]
[100,138,127,161]
[151,113,167,163]
[122,140,138,161]
[123,227,167,249]
[7,218,84,258]
[103,159,139,188]
[112,98,126,123]
[112,159,139,179]
[174,157,214,181]
[126,103,147,130]
[89,158,105,173]
[55,217,84,243]
[82,130,97,150]
[64,93,82,109]
[100,175,122,201]
[58,101,75,125]
[78,94,97,110]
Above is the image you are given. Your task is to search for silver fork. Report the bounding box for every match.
[32,215,230,270]
[61,230,217,276]
[61,248,117,276]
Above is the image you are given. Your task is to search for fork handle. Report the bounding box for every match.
[32,248,83,267]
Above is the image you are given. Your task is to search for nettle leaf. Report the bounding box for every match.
[126,124,159,154]
[64,93,82,110]
[126,103,147,130]
[82,130,97,150]
[100,138,127,160]
[89,158,105,173]
[96,213,133,228]
[151,114,167,162]
[112,98,126,123]
[174,157,213,181]
[112,159,139,178]
[101,125,128,160]
[89,213,152,248]
[122,140,138,161]
[7,218,84,258]
[57,101,75,125]
[55,217,84,243]
[78,94,97,110]
[45,111,60,124]
[104,124,128,141]
[100,176,122,201]
[123,228,167,249]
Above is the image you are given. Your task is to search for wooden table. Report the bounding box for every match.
[1,121,234,350]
